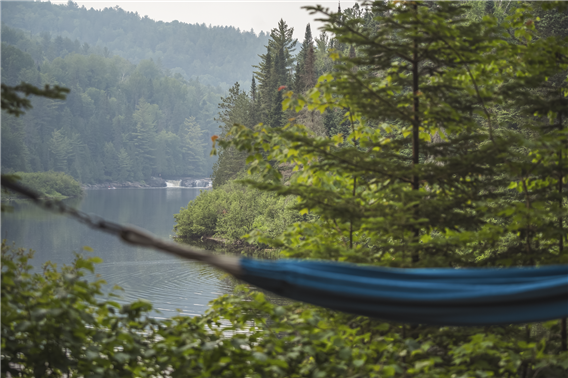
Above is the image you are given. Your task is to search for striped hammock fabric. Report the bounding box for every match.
[239,259,568,326]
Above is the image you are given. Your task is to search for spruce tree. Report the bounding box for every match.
[253,47,274,122]
[294,24,316,93]
[267,19,297,74]
[268,48,286,128]
[300,44,316,91]
[211,82,252,187]
[220,1,568,375]
[249,76,260,127]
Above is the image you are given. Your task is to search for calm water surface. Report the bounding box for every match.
[2,188,235,318]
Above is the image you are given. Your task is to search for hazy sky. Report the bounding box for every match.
[51,1,357,41]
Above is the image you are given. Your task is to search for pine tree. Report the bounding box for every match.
[267,19,297,75]
[300,44,316,91]
[267,47,287,128]
[294,24,315,93]
[220,1,568,374]
[212,82,252,187]
[249,76,260,127]
[254,47,273,121]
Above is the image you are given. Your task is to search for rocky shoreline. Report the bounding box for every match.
[81,176,212,190]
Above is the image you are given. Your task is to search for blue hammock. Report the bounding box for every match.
[3,178,565,327]
[239,259,568,326]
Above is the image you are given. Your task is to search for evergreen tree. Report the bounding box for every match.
[254,47,274,121]
[266,47,287,128]
[180,117,206,176]
[267,19,297,74]
[300,44,316,91]
[218,1,568,375]
[212,82,252,187]
[294,24,315,92]
[249,76,260,126]
[131,98,158,179]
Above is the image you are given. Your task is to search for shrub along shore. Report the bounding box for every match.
[174,175,305,247]
[2,171,83,200]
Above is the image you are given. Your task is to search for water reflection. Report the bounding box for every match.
[2,188,236,317]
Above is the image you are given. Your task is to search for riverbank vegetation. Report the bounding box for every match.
[3,1,568,377]
[174,176,303,244]
[2,171,82,200]
[182,1,568,376]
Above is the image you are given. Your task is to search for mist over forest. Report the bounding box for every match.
[2,0,270,87]
[1,0,270,182]
[2,2,568,377]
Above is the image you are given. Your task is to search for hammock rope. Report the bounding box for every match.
[2,176,567,327]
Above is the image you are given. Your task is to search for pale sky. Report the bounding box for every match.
[51,1,358,41]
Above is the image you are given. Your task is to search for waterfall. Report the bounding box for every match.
[166,180,181,188]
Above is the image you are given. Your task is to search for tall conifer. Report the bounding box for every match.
[254,48,273,121]
[220,1,568,373]
[294,24,316,93]
[267,19,297,74]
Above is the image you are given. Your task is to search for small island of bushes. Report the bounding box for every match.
[174,177,303,246]
[3,171,83,200]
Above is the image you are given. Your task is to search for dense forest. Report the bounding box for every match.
[211,16,347,187]
[1,25,224,182]
[3,1,568,378]
[174,1,568,377]
[1,0,269,88]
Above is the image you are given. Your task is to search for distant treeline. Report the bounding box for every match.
[2,26,223,183]
[1,0,269,88]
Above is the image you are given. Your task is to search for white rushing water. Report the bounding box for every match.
[166,180,182,187]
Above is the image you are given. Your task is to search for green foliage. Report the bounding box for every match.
[1,29,222,182]
[4,171,82,199]
[212,17,342,183]
[174,177,301,243]
[212,1,568,376]
[1,82,69,117]
[4,2,568,377]
[1,1,269,88]
[3,243,567,377]
[212,82,256,187]
[225,1,568,266]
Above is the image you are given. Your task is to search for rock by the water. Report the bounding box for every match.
[180,178,212,188]
[147,176,167,187]
[81,176,210,190]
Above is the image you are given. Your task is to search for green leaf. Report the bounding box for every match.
[338,347,351,360]
[253,352,267,362]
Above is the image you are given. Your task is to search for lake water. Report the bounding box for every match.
[1,188,236,318]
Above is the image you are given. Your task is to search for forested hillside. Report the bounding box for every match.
[2,26,222,183]
[211,4,374,187]
[1,0,269,88]
[5,2,568,377]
